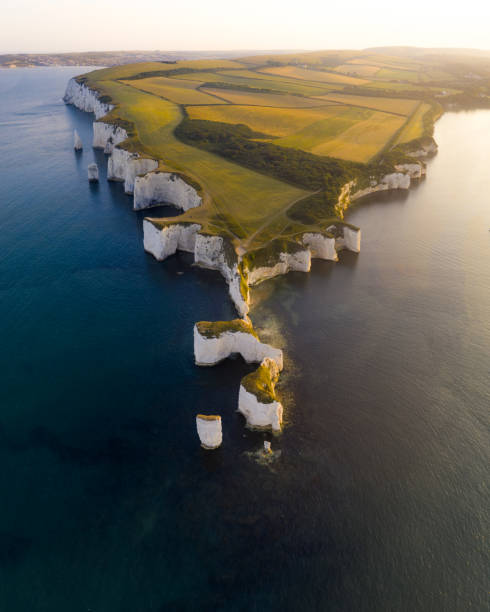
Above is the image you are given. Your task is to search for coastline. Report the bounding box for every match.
[63,76,438,447]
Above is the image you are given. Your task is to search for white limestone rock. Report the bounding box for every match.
[351,172,411,201]
[107,147,158,194]
[395,163,425,179]
[87,163,99,182]
[194,322,283,370]
[194,234,249,317]
[134,172,202,211]
[334,226,361,253]
[246,249,311,286]
[63,78,112,119]
[302,232,338,261]
[143,220,201,261]
[196,415,222,449]
[73,130,82,151]
[238,358,283,432]
[93,122,128,150]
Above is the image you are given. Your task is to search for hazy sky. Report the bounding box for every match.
[2,0,490,53]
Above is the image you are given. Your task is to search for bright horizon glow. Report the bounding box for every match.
[2,0,490,54]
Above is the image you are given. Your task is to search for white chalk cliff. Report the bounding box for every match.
[196,415,222,449]
[63,78,113,119]
[302,232,338,261]
[107,147,158,194]
[246,249,311,286]
[93,122,128,150]
[350,172,410,201]
[395,162,425,178]
[143,220,201,260]
[134,172,202,211]
[194,322,283,370]
[238,358,283,432]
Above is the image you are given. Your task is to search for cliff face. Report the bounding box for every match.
[134,172,202,211]
[107,148,158,194]
[194,322,283,370]
[302,233,338,261]
[194,234,249,317]
[246,249,311,286]
[93,122,128,150]
[143,220,201,260]
[63,78,113,119]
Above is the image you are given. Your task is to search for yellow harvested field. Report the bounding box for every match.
[200,87,327,108]
[122,77,227,105]
[259,65,369,86]
[187,104,343,138]
[395,103,432,144]
[276,109,405,162]
[312,93,419,116]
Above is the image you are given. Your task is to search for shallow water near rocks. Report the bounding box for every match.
[0,68,489,611]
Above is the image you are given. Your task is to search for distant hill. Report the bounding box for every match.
[0,49,300,69]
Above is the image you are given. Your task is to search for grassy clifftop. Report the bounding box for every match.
[74,50,490,250]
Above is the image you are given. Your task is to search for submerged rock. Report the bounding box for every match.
[87,163,99,182]
[196,414,222,449]
[73,129,82,151]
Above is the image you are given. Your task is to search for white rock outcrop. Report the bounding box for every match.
[134,172,202,211]
[238,358,283,432]
[143,220,201,260]
[196,415,222,449]
[395,163,425,179]
[73,129,82,151]
[302,233,338,261]
[107,147,158,194]
[63,78,112,119]
[194,324,283,370]
[351,172,411,201]
[88,163,99,182]
[246,249,311,286]
[194,234,249,317]
[93,122,128,150]
[331,225,361,253]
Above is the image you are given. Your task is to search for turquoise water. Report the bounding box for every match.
[0,67,489,611]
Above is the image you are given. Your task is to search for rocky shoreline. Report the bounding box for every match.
[64,77,435,449]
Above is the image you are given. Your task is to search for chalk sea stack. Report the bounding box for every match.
[87,163,99,182]
[196,414,222,449]
[73,129,82,151]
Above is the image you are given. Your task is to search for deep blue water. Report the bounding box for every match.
[0,67,488,611]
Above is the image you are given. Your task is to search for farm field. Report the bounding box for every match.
[200,87,328,108]
[258,65,369,86]
[122,77,227,105]
[312,92,419,115]
[275,109,405,161]
[187,104,348,138]
[334,63,381,77]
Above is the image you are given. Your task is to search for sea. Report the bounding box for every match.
[0,67,488,611]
